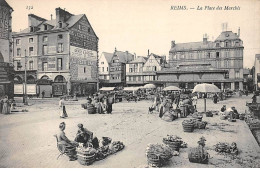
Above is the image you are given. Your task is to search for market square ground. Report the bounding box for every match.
[0,95,259,168]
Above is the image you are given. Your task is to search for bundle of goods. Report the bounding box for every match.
[205,111,213,117]
[239,114,245,120]
[182,119,195,132]
[95,145,110,161]
[233,113,240,119]
[87,104,96,114]
[108,141,125,154]
[194,121,207,129]
[192,112,203,122]
[162,135,183,152]
[188,137,209,164]
[81,103,88,109]
[102,137,112,146]
[220,113,227,120]
[247,119,260,131]
[146,143,173,167]
[214,142,238,155]
[76,145,97,165]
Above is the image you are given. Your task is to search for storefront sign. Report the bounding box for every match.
[0,6,10,40]
[70,46,97,59]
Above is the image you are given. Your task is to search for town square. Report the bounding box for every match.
[0,0,260,168]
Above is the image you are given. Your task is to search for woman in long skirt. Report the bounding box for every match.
[2,96,9,114]
[59,97,68,118]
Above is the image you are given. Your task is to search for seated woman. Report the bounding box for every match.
[74,123,99,149]
[57,122,78,161]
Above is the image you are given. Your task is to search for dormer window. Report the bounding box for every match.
[58,21,62,28]
[30,26,34,32]
[44,24,48,30]
[78,24,82,30]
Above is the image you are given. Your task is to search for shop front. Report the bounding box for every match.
[52,75,67,96]
[71,80,97,96]
[37,75,53,98]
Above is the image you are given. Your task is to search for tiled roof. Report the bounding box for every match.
[66,14,84,28]
[170,41,214,52]
[215,31,240,41]
[129,56,147,63]
[102,52,113,63]
[114,51,134,63]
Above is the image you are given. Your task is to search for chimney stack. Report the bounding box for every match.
[203,34,208,44]
[238,27,240,37]
[171,41,175,48]
[51,14,53,20]
[148,49,150,56]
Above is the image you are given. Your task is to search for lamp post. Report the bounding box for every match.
[23,49,28,105]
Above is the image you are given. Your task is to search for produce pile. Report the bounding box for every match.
[214,142,239,155]
[162,135,187,152]
[193,120,207,129]
[146,143,173,167]
[182,119,196,132]
[245,115,260,131]
[76,138,125,165]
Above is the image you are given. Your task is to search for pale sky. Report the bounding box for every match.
[7,0,260,68]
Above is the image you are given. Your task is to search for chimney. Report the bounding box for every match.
[171,41,175,48]
[238,27,240,37]
[56,7,73,27]
[203,34,208,44]
[51,14,53,20]
[148,49,150,56]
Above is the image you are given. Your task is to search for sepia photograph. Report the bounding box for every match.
[0,0,260,168]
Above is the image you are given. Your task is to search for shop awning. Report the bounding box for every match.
[99,87,116,91]
[123,87,141,91]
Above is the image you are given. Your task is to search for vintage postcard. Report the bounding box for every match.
[0,0,260,168]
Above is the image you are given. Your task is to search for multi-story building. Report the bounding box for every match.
[126,56,147,86]
[254,54,260,90]
[107,48,134,87]
[0,0,14,98]
[98,52,113,86]
[168,29,244,90]
[12,8,98,97]
[142,53,166,83]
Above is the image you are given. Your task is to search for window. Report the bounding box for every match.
[29,61,33,70]
[43,45,48,55]
[58,22,62,28]
[107,67,108,71]
[216,43,220,47]
[216,52,220,58]
[44,24,47,30]
[78,24,82,30]
[57,43,64,53]
[30,26,34,32]
[207,52,211,58]
[88,27,90,33]
[84,67,86,73]
[102,67,104,72]
[17,48,21,56]
[58,34,63,39]
[42,62,48,71]
[43,36,48,42]
[101,62,104,64]
[29,38,34,43]
[225,72,229,79]
[225,42,228,47]
[29,47,34,56]
[154,66,157,71]
[57,58,62,70]
[235,71,240,79]
[16,39,21,45]
[138,76,141,81]
[133,76,136,81]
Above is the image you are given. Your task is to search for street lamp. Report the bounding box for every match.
[23,49,28,105]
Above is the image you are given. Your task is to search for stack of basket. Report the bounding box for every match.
[188,147,209,164]
[162,135,183,152]
[182,119,195,132]
[76,145,97,165]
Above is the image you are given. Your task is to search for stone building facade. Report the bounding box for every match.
[169,29,244,90]
[0,0,14,98]
[12,8,98,97]
[254,54,260,90]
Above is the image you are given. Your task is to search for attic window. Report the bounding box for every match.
[58,21,62,28]
[30,26,34,32]
[88,27,90,33]
[78,24,82,30]
[44,24,47,30]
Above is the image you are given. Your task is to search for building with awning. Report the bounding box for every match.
[123,87,141,91]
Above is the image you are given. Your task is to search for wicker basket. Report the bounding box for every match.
[147,153,162,167]
[188,148,209,164]
[77,153,96,165]
[182,120,195,132]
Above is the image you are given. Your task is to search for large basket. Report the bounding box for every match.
[77,153,96,165]
[188,148,209,164]
[147,153,162,167]
[206,111,213,117]
[182,120,195,132]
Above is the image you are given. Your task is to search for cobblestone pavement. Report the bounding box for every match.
[0,95,259,168]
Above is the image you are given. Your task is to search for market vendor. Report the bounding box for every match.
[74,123,99,149]
[57,122,78,161]
[220,105,226,112]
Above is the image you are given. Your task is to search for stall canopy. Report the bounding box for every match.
[163,86,181,91]
[144,84,156,89]
[123,87,141,91]
[99,87,116,91]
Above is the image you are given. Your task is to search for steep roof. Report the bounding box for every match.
[149,53,166,65]
[215,31,240,41]
[113,51,134,63]
[129,56,147,63]
[101,52,113,63]
[0,0,13,10]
